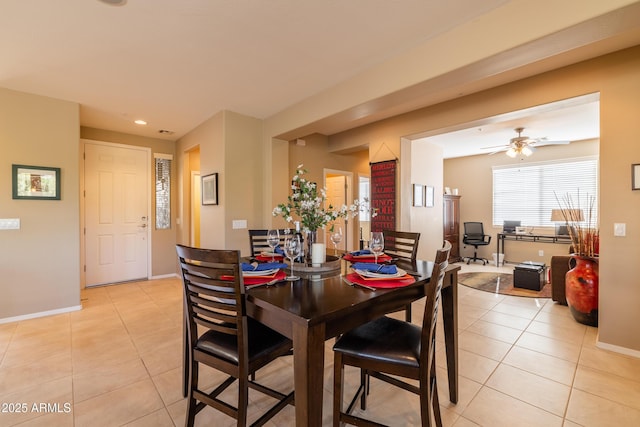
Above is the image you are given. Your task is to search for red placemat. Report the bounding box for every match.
[345,272,415,289]
[244,270,286,286]
[255,254,284,262]
[343,253,392,263]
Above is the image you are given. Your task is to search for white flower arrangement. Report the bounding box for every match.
[272,164,372,232]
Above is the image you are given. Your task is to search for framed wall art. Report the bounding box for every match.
[12,164,61,200]
[633,164,640,190]
[412,183,424,207]
[202,172,218,205]
[425,186,435,207]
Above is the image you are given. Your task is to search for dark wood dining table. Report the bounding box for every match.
[245,257,460,427]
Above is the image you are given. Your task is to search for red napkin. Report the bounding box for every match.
[345,272,415,289]
[244,270,286,286]
[255,254,284,262]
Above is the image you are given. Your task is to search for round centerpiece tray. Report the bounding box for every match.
[288,255,341,273]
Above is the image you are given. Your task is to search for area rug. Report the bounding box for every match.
[458,272,551,298]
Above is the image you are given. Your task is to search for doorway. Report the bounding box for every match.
[324,169,355,252]
[83,141,150,286]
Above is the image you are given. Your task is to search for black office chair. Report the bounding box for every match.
[463,222,492,265]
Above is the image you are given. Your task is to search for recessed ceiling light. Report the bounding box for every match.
[134,119,147,125]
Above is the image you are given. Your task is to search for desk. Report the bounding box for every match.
[246,258,460,427]
[496,233,571,266]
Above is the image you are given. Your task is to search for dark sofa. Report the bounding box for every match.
[550,255,576,305]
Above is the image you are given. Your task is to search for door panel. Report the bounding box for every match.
[85,143,149,286]
[325,175,347,251]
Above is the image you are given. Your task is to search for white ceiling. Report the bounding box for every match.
[417,94,600,158]
[0,0,509,139]
[0,0,636,150]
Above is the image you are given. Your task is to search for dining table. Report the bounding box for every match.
[244,255,461,427]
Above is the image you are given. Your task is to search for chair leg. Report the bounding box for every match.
[185,360,198,427]
[405,303,412,322]
[333,353,344,427]
[237,376,248,427]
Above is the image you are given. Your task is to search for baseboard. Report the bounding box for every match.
[0,304,82,325]
[597,339,640,359]
[150,273,179,280]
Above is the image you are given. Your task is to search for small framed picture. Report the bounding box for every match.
[12,164,61,200]
[633,164,640,190]
[412,184,424,207]
[444,187,451,195]
[202,173,218,205]
[425,186,435,207]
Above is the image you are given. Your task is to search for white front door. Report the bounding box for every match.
[84,142,150,286]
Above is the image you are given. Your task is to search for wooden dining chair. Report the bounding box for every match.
[248,229,288,256]
[383,230,420,261]
[176,245,294,427]
[384,230,421,321]
[332,241,451,427]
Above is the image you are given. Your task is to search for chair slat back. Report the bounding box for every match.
[420,241,451,368]
[383,230,420,261]
[176,245,246,346]
[248,229,288,256]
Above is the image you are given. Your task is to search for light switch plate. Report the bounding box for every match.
[0,218,20,230]
[232,219,247,229]
[614,223,626,237]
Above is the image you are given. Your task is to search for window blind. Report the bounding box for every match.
[492,156,598,229]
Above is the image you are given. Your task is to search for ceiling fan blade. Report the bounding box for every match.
[487,147,508,155]
[481,144,509,150]
[532,140,571,147]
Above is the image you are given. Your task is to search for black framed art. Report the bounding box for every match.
[12,164,61,200]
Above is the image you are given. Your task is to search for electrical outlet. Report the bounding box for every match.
[538,250,544,257]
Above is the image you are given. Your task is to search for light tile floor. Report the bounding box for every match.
[2,262,640,426]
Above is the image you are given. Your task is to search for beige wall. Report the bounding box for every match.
[325,46,640,354]
[177,111,264,256]
[80,127,177,278]
[274,133,370,249]
[445,139,599,264]
[0,88,81,320]
[407,139,445,260]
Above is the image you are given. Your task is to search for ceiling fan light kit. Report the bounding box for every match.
[483,127,570,157]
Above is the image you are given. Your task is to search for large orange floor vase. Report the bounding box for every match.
[565,255,599,326]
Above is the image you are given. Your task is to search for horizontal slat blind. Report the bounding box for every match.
[492,156,598,229]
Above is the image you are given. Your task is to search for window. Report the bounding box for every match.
[492,156,598,228]
[155,154,172,230]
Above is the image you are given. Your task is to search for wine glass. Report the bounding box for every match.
[267,229,280,261]
[370,231,384,264]
[283,234,301,281]
[330,227,343,255]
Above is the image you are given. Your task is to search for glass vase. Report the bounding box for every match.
[565,255,598,326]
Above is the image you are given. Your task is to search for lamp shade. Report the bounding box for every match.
[550,208,584,222]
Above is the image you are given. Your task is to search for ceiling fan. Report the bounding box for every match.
[482,127,570,157]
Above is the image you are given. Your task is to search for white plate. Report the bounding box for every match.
[354,267,406,279]
[243,268,279,276]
